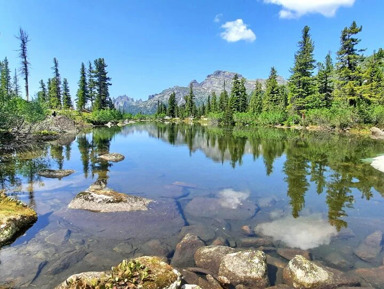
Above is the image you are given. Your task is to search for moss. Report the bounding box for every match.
[34,130,59,136]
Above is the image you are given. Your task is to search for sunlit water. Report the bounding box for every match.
[1,123,384,288]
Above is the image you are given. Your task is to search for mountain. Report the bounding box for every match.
[113,70,286,114]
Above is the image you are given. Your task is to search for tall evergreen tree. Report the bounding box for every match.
[37,79,47,103]
[16,28,30,101]
[359,50,384,104]
[263,67,281,111]
[0,57,11,102]
[317,53,334,108]
[167,92,176,117]
[238,78,248,112]
[62,78,72,109]
[51,58,62,108]
[229,74,240,112]
[12,69,20,97]
[249,81,263,114]
[48,78,60,109]
[211,91,218,112]
[185,82,196,117]
[88,61,96,107]
[93,58,112,110]
[76,62,88,111]
[335,21,364,106]
[288,25,317,113]
[219,82,229,111]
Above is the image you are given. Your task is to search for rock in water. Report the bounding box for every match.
[218,250,269,289]
[98,153,125,162]
[283,255,360,289]
[352,266,384,288]
[171,233,205,268]
[354,230,383,263]
[194,245,236,274]
[0,193,37,247]
[37,169,74,178]
[68,184,153,213]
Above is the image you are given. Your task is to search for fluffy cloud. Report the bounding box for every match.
[220,19,256,43]
[264,0,355,18]
[255,214,338,249]
[217,188,250,209]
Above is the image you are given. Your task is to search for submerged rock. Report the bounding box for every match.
[353,230,383,263]
[352,266,384,288]
[0,192,37,247]
[277,248,312,261]
[68,184,153,213]
[283,255,360,289]
[98,153,125,162]
[171,233,205,268]
[37,169,74,178]
[194,245,236,274]
[56,256,181,289]
[218,250,269,289]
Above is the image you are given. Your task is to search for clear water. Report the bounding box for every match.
[1,123,384,288]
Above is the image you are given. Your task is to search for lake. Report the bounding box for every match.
[1,123,384,288]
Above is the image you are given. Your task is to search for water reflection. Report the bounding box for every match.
[145,123,384,230]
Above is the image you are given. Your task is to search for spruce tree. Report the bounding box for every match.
[62,78,72,109]
[359,51,384,104]
[211,91,217,112]
[263,67,280,112]
[288,26,317,114]
[317,53,334,108]
[76,62,88,111]
[52,58,62,108]
[37,79,47,104]
[88,61,96,107]
[249,81,263,114]
[48,78,60,109]
[335,21,364,106]
[0,57,11,102]
[219,82,229,111]
[167,92,176,117]
[238,78,248,112]
[185,83,196,117]
[11,69,20,97]
[93,58,112,110]
[206,95,211,114]
[229,74,240,112]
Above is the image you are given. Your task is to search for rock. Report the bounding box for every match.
[370,127,384,138]
[141,239,172,258]
[171,233,205,268]
[181,270,221,289]
[277,248,312,261]
[47,249,88,275]
[371,155,384,173]
[266,254,287,269]
[185,196,258,220]
[334,228,356,240]
[68,185,153,213]
[241,225,254,236]
[179,225,216,242]
[353,230,383,263]
[218,250,269,289]
[113,242,135,254]
[56,256,181,289]
[240,237,274,248]
[98,153,125,162]
[34,115,77,134]
[283,255,360,289]
[37,169,74,178]
[352,266,384,288]
[211,237,229,246]
[324,252,353,270]
[45,229,71,245]
[182,285,202,289]
[0,193,37,247]
[194,245,236,274]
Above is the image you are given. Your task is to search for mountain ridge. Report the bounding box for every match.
[114,70,286,114]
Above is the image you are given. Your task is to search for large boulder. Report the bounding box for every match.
[194,245,236,274]
[0,193,37,247]
[353,230,383,263]
[370,127,384,138]
[283,255,360,289]
[55,256,181,289]
[68,184,153,213]
[34,115,78,134]
[218,250,269,289]
[171,234,205,268]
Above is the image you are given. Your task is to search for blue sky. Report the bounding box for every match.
[1,0,384,101]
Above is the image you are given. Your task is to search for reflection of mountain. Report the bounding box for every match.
[131,123,384,231]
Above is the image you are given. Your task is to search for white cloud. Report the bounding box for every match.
[220,19,256,43]
[264,0,355,18]
[255,214,338,249]
[214,13,223,23]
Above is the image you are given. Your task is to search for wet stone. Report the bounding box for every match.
[98,153,125,162]
[352,266,384,288]
[45,229,71,245]
[277,248,312,261]
[179,225,216,242]
[47,248,88,275]
[353,230,383,263]
[194,245,236,274]
[171,233,205,268]
[37,169,74,178]
[141,239,172,258]
[240,237,274,248]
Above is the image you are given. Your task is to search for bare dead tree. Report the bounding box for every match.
[16,28,30,101]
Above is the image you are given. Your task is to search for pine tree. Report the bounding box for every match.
[335,21,364,106]
[263,67,281,112]
[288,26,317,113]
[93,58,112,110]
[88,61,96,108]
[16,28,30,101]
[167,92,176,117]
[229,74,240,112]
[206,95,211,114]
[211,91,218,112]
[52,58,62,108]
[249,81,263,114]
[62,78,72,109]
[0,57,11,102]
[359,50,384,104]
[37,79,47,103]
[76,62,88,111]
[316,53,335,108]
[185,83,196,117]
[11,69,20,97]
[238,78,248,112]
[219,82,229,112]
[49,78,60,109]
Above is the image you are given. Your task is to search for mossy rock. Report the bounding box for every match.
[0,192,38,247]
[56,256,181,289]
[37,169,75,178]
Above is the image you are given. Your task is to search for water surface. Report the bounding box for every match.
[1,123,384,288]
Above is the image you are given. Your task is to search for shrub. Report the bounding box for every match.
[87,109,124,125]
[257,111,287,126]
[371,105,384,126]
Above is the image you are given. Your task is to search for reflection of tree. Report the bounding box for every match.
[65,144,71,160]
[284,138,309,218]
[326,173,354,231]
[77,135,91,178]
[168,123,176,145]
[50,145,64,169]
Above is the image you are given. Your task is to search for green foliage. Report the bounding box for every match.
[248,81,263,114]
[263,67,283,112]
[305,104,356,129]
[257,111,287,126]
[87,109,123,125]
[76,62,88,111]
[62,78,72,109]
[370,105,384,126]
[167,92,176,117]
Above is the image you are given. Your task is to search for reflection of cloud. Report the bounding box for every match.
[255,214,337,249]
[218,188,250,209]
[18,174,86,192]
